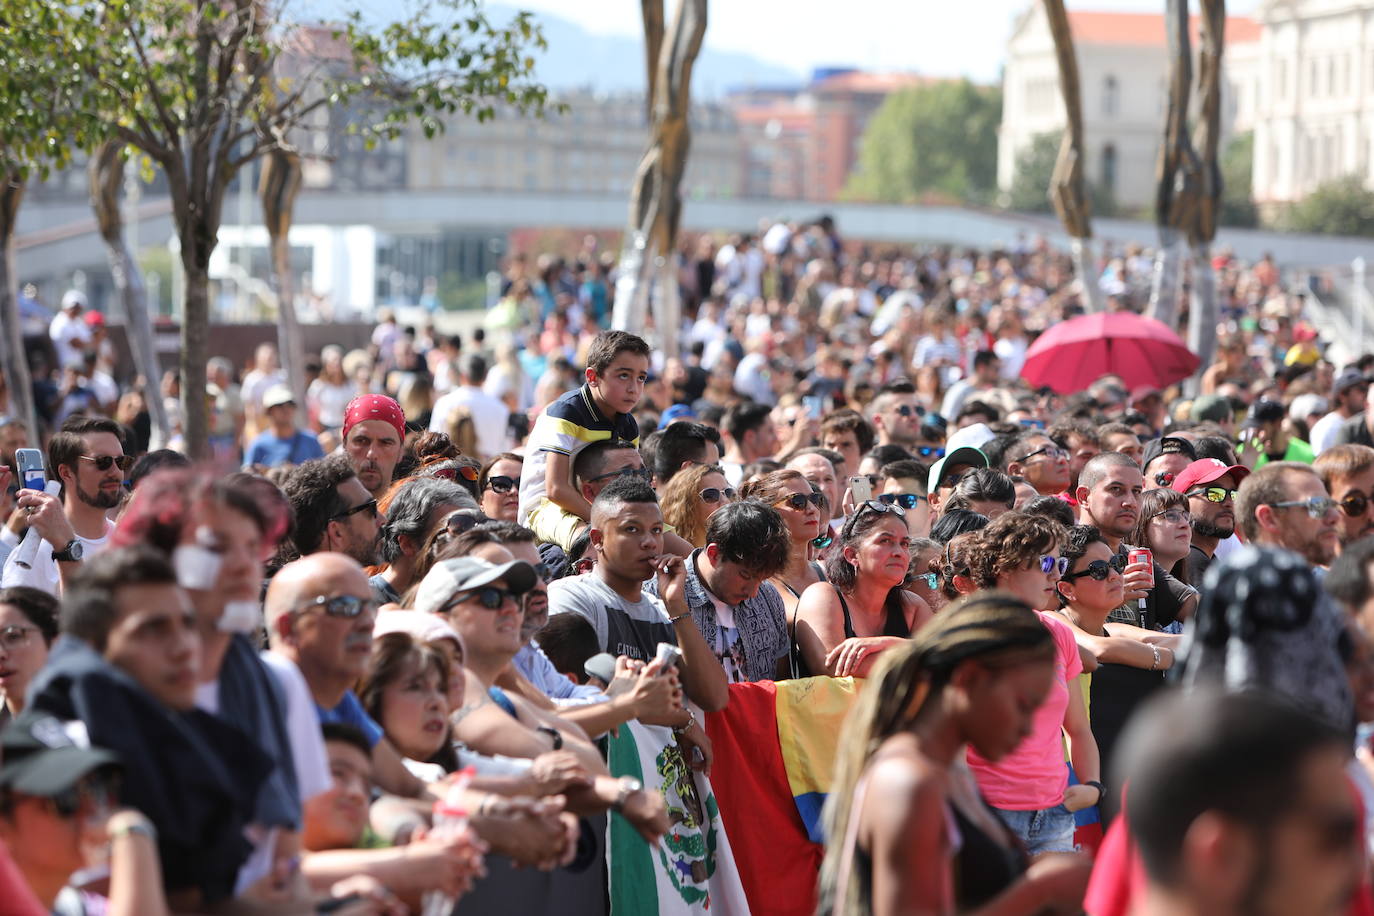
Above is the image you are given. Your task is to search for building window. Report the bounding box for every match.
[1103,75,1119,117]
[1101,143,1118,195]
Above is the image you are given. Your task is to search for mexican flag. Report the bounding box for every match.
[606,717,750,916]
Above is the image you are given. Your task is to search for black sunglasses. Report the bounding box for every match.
[453,586,522,610]
[1340,492,1371,517]
[441,510,485,535]
[1063,553,1129,582]
[296,594,377,618]
[700,487,737,504]
[485,475,520,494]
[892,404,924,417]
[589,465,652,483]
[80,454,134,472]
[331,498,379,522]
[877,493,924,510]
[777,492,824,511]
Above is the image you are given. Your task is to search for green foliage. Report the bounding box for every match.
[1281,175,1374,237]
[1219,131,1258,228]
[842,80,1002,204]
[1004,130,1116,217]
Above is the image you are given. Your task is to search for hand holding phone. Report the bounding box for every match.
[849,475,873,505]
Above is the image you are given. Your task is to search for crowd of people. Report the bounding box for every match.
[0,222,1369,916]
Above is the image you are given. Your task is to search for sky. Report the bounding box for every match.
[497,0,1261,84]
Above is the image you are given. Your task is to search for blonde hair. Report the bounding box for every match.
[818,592,1055,915]
[660,462,721,549]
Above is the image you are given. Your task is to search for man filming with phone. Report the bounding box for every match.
[2,417,127,596]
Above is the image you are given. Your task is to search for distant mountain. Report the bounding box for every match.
[489,4,805,97]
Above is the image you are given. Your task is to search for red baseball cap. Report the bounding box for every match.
[1170,458,1249,494]
[83,311,105,328]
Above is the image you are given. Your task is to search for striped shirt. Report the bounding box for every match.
[517,384,640,523]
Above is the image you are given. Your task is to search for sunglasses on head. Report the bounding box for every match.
[1187,486,1237,504]
[700,487,737,504]
[843,499,906,537]
[877,492,924,510]
[433,464,480,482]
[80,454,134,472]
[1063,553,1128,582]
[1037,555,1070,576]
[296,594,376,618]
[778,491,824,511]
[452,586,522,610]
[485,474,520,494]
[589,465,652,483]
[442,510,484,536]
[330,498,379,522]
[1153,470,1176,487]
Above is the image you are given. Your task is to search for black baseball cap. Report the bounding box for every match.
[1141,436,1197,471]
[0,712,121,797]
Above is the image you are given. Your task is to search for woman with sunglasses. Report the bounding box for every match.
[740,471,829,673]
[962,512,1102,857]
[905,537,945,613]
[1053,525,1177,814]
[660,463,735,550]
[818,593,1092,916]
[794,500,933,678]
[478,453,524,522]
[1128,489,1193,589]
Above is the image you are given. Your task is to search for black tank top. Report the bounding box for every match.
[835,585,912,640]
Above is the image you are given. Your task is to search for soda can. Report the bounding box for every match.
[1128,547,1153,616]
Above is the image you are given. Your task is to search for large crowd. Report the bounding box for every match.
[0,221,1369,916]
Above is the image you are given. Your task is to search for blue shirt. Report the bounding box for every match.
[514,642,608,706]
[244,430,324,468]
[315,690,384,747]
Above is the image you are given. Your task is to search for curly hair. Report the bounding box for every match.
[965,510,1066,589]
[660,463,723,549]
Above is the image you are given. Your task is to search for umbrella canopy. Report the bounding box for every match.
[1020,312,1200,395]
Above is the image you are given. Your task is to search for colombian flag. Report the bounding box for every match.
[704,677,864,916]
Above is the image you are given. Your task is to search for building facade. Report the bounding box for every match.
[999,8,1260,211]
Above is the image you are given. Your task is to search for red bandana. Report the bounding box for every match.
[342,394,406,442]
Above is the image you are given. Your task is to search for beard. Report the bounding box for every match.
[1192,516,1234,540]
[345,530,382,567]
[77,478,122,510]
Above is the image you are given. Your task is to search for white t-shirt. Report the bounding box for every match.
[1310,411,1346,456]
[49,311,91,368]
[0,519,114,596]
[430,385,510,460]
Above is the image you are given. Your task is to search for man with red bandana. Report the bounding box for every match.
[340,395,406,501]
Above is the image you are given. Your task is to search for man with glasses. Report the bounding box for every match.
[865,391,925,449]
[3,416,127,596]
[1234,461,1342,568]
[1004,431,1072,498]
[1313,444,1374,551]
[1171,458,1250,582]
[280,455,386,568]
[1141,436,1197,491]
[877,458,933,538]
[925,446,990,521]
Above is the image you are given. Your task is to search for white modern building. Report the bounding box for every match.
[999,9,1261,211]
[1250,0,1374,206]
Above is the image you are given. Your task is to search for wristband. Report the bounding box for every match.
[1083,780,1106,804]
[669,609,692,623]
[109,819,157,843]
[536,725,563,750]
[1149,644,1162,671]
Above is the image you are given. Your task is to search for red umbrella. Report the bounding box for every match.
[1020,312,1200,395]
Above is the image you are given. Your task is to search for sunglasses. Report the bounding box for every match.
[912,571,939,589]
[1153,471,1176,487]
[893,404,924,418]
[1149,508,1192,524]
[485,475,520,494]
[442,510,485,536]
[296,594,376,618]
[431,464,480,482]
[80,454,134,472]
[1187,486,1237,504]
[453,586,522,610]
[1339,492,1372,517]
[813,533,834,549]
[700,487,737,504]
[877,492,924,510]
[843,499,906,537]
[589,465,652,483]
[1268,496,1339,519]
[1016,445,1066,463]
[1037,555,1070,576]
[1063,553,1129,582]
[50,775,118,819]
[777,492,824,511]
[914,446,946,459]
[331,498,379,521]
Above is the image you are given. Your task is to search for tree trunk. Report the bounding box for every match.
[1148,229,1186,328]
[1043,0,1099,312]
[179,258,211,459]
[0,173,36,444]
[88,142,170,449]
[259,149,306,417]
[1189,242,1218,390]
[614,0,706,345]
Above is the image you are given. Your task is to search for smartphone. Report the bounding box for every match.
[653,642,683,673]
[15,448,44,491]
[849,474,873,504]
[1018,418,1046,429]
[803,395,824,419]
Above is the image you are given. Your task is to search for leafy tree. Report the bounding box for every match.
[1005,130,1116,217]
[843,80,1002,204]
[1219,131,1258,228]
[5,0,555,457]
[1282,175,1374,237]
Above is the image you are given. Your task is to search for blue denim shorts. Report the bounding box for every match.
[992,803,1077,856]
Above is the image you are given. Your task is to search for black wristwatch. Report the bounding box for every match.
[536,725,563,750]
[52,539,83,563]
